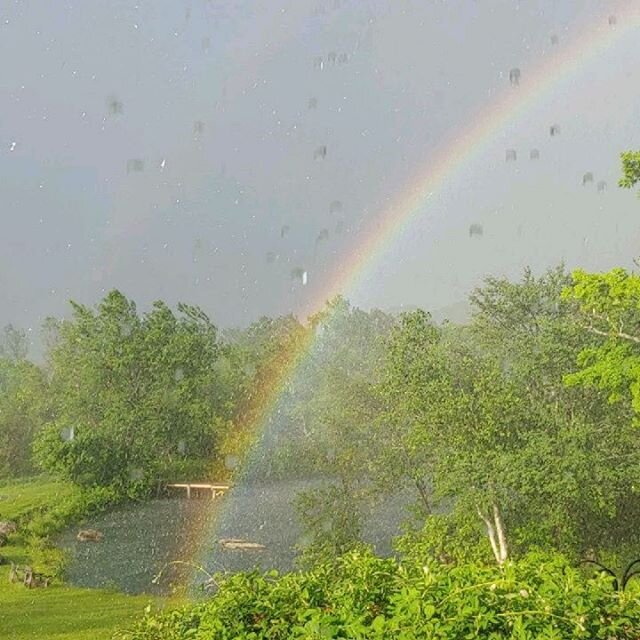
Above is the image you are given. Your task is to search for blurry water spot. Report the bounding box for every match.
[314,56,324,70]
[160,158,166,170]
[316,229,329,243]
[302,271,308,286]
[308,97,318,109]
[469,223,483,238]
[291,267,306,282]
[597,180,607,192]
[266,251,277,264]
[174,367,184,382]
[549,124,560,137]
[9,141,16,152]
[193,121,205,135]
[329,200,342,213]
[550,34,559,45]
[509,68,521,86]
[582,172,593,185]
[128,467,144,482]
[337,52,348,64]
[107,96,123,115]
[225,455,239,470]
[529,149,540,160]
[327,51,337,65]
[314,145,327,160]
[505,149,517,162]
[608,15,617,26]
[60,426,75,442]
[281,225,290,238]
[127,159,145,173]
[119,320,132,337]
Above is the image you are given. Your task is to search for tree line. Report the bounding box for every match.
[2,150,640,569]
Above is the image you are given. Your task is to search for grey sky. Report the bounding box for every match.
[1,0,639,352]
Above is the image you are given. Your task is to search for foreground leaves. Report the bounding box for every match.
[117,548,640,639]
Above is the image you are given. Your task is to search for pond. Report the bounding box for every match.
[58,480,417,595]
[57,497,214,595]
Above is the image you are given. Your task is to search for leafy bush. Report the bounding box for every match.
[295,484,364,568]
[395,510,495,566]
[117,548,640,639]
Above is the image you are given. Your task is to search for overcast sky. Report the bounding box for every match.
[1,0,639,351]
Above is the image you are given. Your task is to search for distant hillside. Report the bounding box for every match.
[429,301,472,325]
[384,301,472,325]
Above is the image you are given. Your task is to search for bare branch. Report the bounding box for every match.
[582,324,640,344]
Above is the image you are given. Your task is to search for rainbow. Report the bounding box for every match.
[303,3,640,319]
[185,4,640,580]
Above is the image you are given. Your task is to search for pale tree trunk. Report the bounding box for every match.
[477,503,508,565]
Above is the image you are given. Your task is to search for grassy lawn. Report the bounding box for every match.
[0,478,178,639]
[0,477,78,521]
[0,574,172,640]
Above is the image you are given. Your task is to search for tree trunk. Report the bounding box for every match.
[477,503,508,565]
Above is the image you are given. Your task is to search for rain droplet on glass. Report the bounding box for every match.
[329,200,343,213]
[469,223,483,238]
[127,158,145,173]
[505,149,517,162]
[107,96,123,115]
[509,68,521,86]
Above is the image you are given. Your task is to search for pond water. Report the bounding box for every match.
[57,497,214,595]
[59,480,417,595]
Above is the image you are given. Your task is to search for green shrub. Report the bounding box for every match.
[117,549,640,639]
[395,511,495,566]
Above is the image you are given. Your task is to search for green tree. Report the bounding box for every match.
[0,323,29,361]
[0,358,49,477]
[281,297,396,561]
[384,268,640,564]
[34,290,231,491]
[619,150,640,192]
[562,268,640,414]
[468,268,640,560]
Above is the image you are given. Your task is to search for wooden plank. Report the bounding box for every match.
[166,483,230,489]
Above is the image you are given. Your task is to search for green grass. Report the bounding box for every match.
[0,478,179,639]
[0,477,78,522]
[0,572,174,640]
